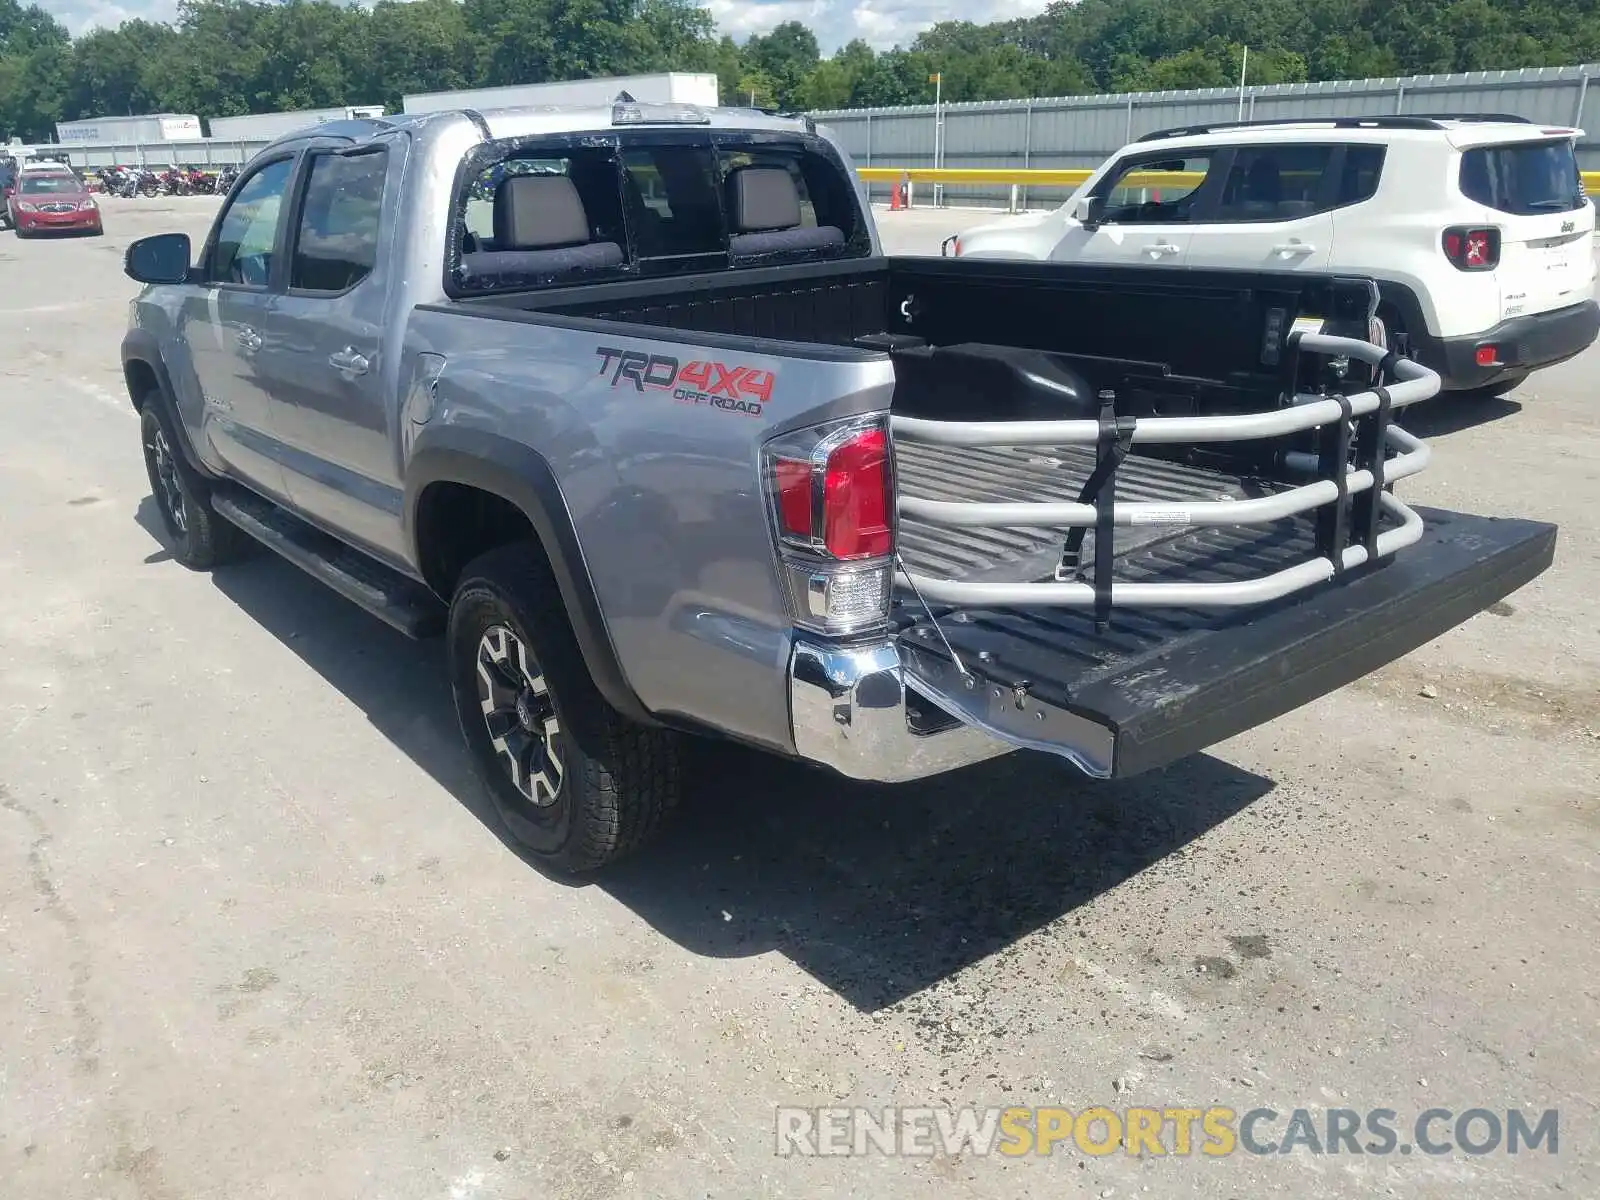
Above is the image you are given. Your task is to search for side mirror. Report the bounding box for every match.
[125,233,192,285]
[1072,194,1104,231]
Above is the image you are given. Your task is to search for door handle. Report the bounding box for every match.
[1271,241,1315,255]
[328,347,370,378]
[1143,241,1182,257]
[236,327,262,352]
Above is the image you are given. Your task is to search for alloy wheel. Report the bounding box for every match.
[146,425,187,536]
[475,624,564,808]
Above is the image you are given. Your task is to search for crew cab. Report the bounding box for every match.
[121,103,1556,872]
[950,116,1600,395]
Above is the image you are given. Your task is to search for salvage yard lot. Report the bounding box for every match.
[1,195,1596,1199]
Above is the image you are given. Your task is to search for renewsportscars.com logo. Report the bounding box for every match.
[775,1105,1560,1159]
[595,346,775,416]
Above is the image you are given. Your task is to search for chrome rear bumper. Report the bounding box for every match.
[788,637,1015,783]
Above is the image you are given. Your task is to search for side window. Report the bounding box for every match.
[209,158,294,287]
[621,145,725,265]
[290,150,387,293]
[1213,145,1338,222]
[1096,154,1214,224]
[1338,145,1386,205]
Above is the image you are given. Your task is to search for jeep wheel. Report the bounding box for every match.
[139,398,251,569]
[448,543,682,873]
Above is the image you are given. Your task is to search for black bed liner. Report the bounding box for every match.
[893,440,1282,585]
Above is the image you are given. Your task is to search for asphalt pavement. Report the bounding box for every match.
[1,195,1595,1199]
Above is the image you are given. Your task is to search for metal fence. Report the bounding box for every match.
[815,62,1600,208]
[22,62,1600,209]
[13,138,271,169]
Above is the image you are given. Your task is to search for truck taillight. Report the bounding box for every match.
[765,415,895,635]
[1443,226,1500,271]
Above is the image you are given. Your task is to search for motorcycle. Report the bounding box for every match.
[156,166,192,196]
[96,165,131,195]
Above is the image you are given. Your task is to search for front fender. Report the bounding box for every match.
[120,327,219,479]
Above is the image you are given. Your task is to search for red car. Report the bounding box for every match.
[8,171,102,238]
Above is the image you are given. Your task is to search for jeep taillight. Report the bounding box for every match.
[765,415,895,635]
[1443,226,1500,271]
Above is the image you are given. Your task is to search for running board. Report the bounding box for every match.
[211,487,445,639]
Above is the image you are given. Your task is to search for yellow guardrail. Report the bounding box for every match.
[858,166,1093,187]
[859,165,1600,195]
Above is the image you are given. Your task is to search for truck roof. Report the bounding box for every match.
[259,103,817,154]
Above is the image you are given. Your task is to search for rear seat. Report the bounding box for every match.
[725,168,844,257]
[458,175,624,282]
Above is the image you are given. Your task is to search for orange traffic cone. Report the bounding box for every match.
[889,172,908,211]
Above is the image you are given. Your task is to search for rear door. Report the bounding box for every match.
[1052,150,1221,266]
[1458,137,1596,321]
[1182,143,1351,272]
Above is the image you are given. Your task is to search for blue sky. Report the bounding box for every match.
[39,0,1053,54]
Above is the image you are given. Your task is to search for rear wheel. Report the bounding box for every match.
[139,398,252,569]
[447,543,682,874]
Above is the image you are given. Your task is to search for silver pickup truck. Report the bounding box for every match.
[121,101,1556,872]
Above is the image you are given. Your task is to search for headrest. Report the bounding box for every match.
[497,175,591,249]
[727,167,802,233]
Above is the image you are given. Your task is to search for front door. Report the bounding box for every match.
[1051,151,1221,267]
[179,153,298,501]
[258,145,405,563]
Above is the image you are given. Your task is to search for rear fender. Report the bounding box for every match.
[403,426,652,726]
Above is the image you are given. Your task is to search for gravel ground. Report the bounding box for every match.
[1,194,1595,1199]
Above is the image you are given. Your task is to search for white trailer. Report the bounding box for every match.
[55,114,202,144]
[205,105,386,142]
[401,73,719,116]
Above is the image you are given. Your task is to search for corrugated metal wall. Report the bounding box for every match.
[818,63,1600,207]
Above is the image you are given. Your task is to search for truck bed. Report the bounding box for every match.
[893,440,1280,584]
[442,256,1559,779]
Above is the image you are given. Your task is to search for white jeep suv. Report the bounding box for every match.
[948,116,1599,394]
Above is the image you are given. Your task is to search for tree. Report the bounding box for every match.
[744,20,819,108]
[4,0,1600,146]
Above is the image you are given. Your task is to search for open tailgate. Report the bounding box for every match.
[896,506,1555,777]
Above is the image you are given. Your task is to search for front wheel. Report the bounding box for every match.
[139,399,252,569]
[448,544,683,874]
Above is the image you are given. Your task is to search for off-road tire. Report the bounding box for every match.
[448,543,682,874]
[139,396,252,569]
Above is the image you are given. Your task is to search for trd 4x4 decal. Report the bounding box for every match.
[596,346,775,416]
